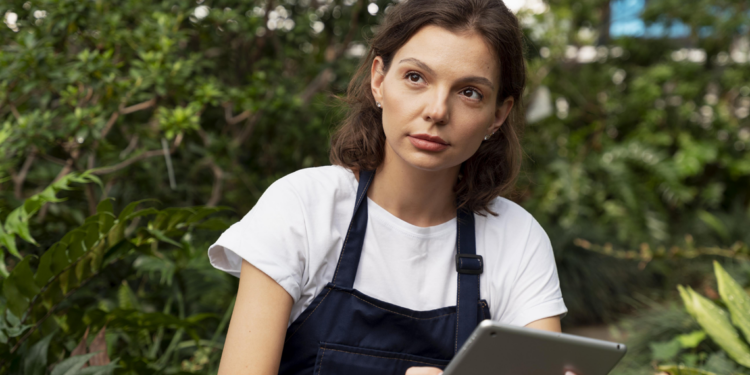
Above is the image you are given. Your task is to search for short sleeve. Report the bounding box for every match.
[504,220,567,327]
[207,177,308,303]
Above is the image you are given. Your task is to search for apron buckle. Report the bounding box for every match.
[455,254,483,275]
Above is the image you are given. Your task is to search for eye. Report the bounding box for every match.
[405,72,424,83]
[460,88,483,101]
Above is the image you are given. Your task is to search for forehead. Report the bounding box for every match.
[392,25,499,86]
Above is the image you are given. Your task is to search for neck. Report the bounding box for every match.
[366,144,460,228]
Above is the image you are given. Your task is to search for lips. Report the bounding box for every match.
[410,134,448,145]
[408,133,450,152]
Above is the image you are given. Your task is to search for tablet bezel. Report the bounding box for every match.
[443,320,627,375]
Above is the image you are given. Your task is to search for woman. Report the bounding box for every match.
[208,0,568,373]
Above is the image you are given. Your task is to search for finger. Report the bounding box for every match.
[405,366,443,375]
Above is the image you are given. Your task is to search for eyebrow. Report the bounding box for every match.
[398,57,495,91]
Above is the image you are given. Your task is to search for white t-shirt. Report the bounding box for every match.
[208,165,567,327]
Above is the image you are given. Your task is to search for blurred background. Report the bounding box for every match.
[1,0,749,373]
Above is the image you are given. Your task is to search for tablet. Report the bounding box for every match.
[443,320,627,375]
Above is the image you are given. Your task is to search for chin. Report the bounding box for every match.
[401,151,459,172]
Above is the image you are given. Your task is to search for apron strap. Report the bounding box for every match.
[454,207,483,353]
[332,168,483,353]
[331,169,375,288]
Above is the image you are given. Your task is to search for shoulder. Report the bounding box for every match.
[272,165,357,204]
[480,197,546,238]
[259,166,358,223]
[476,197,552,267]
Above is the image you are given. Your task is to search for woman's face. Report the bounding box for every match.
[371,25,514,173]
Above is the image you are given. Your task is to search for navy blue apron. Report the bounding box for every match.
[279,169,490,374]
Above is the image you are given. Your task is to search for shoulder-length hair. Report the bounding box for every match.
[329,0,526,215]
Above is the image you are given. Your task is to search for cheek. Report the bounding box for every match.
[381,86,422,134]
[453,108,493,140]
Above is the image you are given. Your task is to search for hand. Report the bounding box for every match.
[405,367,579,375]
[405,367,442,375]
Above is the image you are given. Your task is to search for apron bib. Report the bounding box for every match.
[279,169,490,374]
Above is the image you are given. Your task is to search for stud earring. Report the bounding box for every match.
[483,133,491,141]
[376,101,382,108]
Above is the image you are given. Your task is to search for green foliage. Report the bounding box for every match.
[679,285,750,367]
[650,331,707,362]
[715,262,750,344]
[0,175,230,373]
[0,172,101,275]
[520,0,750,322]
[659,261,750,374]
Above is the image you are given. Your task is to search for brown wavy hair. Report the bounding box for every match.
[329,0,526,215]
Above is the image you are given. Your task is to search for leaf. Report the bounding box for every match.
[697,211,729,240]
[84,223,100,251]
[679,285,750,368]
[0,227,20,258]
[118,282,140,310]
[101,240,133,265]
[9,255,41,298]
[76,361,119,375]
[35,247,55,288]
[96,198,114,216]
[3,275,29,318]
[704,351,741,375]
[4,208,37,246]
[195,217,230,231]
[184,206,229,225]
[89,325,110,366]
[0,172,103,261]
[5,323,32,338]
[184,313,217,324]
[676,330,706,349]
[657,365,718,375]
[51,243,71,274]
[144,228,181,248]
[67,230,87,262]
[650,338,682,361]
[162,208,193,231]
[117,200,158,223]
[24,332,55,375]
[59,269,72,295]
[50,353,98,375]
[71,326,90,357]
[714,261,750,344]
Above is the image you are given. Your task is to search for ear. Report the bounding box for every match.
[371,56,386,104]
[488,97,514,135]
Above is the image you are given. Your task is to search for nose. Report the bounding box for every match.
[423,88,450,125]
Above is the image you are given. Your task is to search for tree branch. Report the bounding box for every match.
[223,103,252,125]
[91,136,181,176]
[300,69,335,104]
[119,98,157,115]
[119,135,139,159]
[11,150,37,199]
[90,149,166,175]
[38,153,68,166]
[84,184,98,216]
[9,104,21,120]
[206,161,224,207]
[101,111,120,139]
[232,110,263,148]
